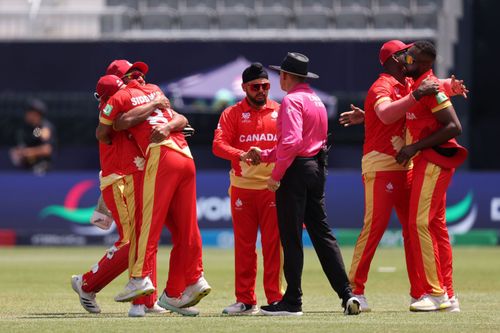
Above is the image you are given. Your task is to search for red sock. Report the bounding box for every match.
[81,243,129,293]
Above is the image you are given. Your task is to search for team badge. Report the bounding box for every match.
[103,104,113,116]
[435,92,448,104]
[271,111,278,119]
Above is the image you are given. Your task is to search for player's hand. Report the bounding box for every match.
[413,77,439,100]
[153,95,171,109]
[240,147,262,165]
[450,74,469,99]
[396,144,417,166]
[339,104,365,127]
[150,123,171,143]
[267,177,280,192]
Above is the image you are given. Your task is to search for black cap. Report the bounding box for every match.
[242,62,269,83]
[26,99,47,115]
[269,52,319,79]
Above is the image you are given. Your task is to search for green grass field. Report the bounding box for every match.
[1,246,499,333]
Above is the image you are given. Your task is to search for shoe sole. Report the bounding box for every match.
[114,287,155,303]
[222,309,260,316]
[260,309,303,316]
[157,300,199,317]
[410,304,452,312]
[70,275,101,314]
[344,299,361,315]
[182,287,212,308]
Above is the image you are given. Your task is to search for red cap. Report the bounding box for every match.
[421,140,468,169]
[95,75,124,100]
[379,40,413,65]
[105,59,149,78]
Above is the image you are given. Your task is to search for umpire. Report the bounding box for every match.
[259,52,361,316]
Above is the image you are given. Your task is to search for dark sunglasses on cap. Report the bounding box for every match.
[249,83,270,91]
[123,70,145,80]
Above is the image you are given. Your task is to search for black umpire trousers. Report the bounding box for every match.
[276,155,352,307]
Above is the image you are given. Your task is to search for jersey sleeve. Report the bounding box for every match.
[212,106,245,161]
[372,80,394,108]
[420,81,453,113]
[99,92,127,125]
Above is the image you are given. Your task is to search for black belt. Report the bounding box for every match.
[295,156,317,161]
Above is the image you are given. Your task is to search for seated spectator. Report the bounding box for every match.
[9,99,56,175]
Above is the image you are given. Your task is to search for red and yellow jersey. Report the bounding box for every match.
[213,98,280,190]
[100,80,191,159]
[362,73,412,174]
[405,69,453,146]
[405,69,467,168]
[98,102,144,190]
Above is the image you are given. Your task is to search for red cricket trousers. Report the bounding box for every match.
[230,186,283,305]
[408,156,455,297]
[349,170,421,298]
[131,146,203,298]
[82,173,156,306]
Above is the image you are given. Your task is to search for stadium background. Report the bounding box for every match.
[0,0,498,247]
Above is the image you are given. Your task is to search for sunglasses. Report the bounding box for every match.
[123,71,145,80]
[249,83,270,91]
[404,54,416,65]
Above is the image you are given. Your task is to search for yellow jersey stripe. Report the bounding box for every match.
[111,179,131,248]
[431,100,452,113]
[416,162,444,295]
[132,146,160,277]
[99,117,113,125]
[374,96,392,108]
[348,172,375,287]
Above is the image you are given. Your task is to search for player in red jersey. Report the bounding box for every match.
[213,63,283,315]
[98,62,210,316]
[71,73,170,317]
[396,41,467,312]
[340,41,467,312]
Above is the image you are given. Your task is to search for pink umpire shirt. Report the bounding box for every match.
[261,83,328,181]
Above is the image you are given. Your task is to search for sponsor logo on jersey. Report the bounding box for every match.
[239,133,277,143]
[406,112,417,120]
[103,104,113,116]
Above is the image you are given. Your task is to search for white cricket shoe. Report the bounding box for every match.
[410,294,451,312]
[222,302,259,315]
[146,302,168,314]
[71,275,101,313]
[114,276,155,302]
[157,292,200,317]
[343,296,361,315]
[181,273,212,308]
[445,296,460,312]
[128,304,146,317]
[354,294,371,312]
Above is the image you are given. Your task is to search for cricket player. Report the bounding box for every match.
[340,41,467,312]
[396,41,467,312]
[72,73,170,317]
[213,63,283,315]
[98,61,210,316]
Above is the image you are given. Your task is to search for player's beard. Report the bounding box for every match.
[247,93,267,107]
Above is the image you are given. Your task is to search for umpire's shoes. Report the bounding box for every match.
[114,276,155,302]
[342,296,361,315]
[260,301,303,316]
